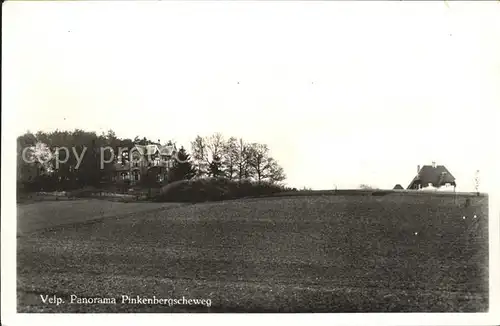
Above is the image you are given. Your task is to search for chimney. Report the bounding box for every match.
[432,161,436,168]
[417,165,420,174]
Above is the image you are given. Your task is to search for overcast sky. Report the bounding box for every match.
[3,2,499,191]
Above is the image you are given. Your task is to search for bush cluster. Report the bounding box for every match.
[153,177,292,203]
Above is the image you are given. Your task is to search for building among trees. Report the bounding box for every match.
[17,130,286,192]
[113,143,176,185]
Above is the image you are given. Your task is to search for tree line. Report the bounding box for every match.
[17,129,286,191]
[190,133,285,183]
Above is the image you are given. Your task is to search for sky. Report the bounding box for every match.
[3,1,500,191]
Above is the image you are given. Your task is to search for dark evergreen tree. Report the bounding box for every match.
[208,154,224,178]
[169,147,196,182]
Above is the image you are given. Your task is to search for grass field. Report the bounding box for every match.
[17,199,186,236]
[17,193,488,312]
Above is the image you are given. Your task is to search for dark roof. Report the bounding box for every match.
[159,144,175,156]
[133,144,159,156]
[407,165,456,189]
[393,184,404,190]
[132,144,175,156]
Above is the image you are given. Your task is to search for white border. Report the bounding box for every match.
[2,1,500,325]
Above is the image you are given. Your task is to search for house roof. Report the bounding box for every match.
[159,144,175,156]
[145,144,159,155]
[131,145,145,156]
[407,164,456,189]
[393,184,404,190]
[127,143,176,157]
[132,144,160,156]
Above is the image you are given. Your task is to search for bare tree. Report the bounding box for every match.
[205,133,225,162]
[474,170,480,195]
[191,135,209,178]
[246,144,286,184]
[246,143,269,183]
[205,133,226,177]
[266,157,286,183]
[236,138,253,181]
[222,137,239,180]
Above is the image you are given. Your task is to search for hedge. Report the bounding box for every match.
[153,177,290,203]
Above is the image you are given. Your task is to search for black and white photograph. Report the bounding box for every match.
[2,0,499,324]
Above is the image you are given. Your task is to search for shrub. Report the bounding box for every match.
[153,177,287,203]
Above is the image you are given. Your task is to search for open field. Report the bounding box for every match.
[17,199,186,235]
[17,193,488,312]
